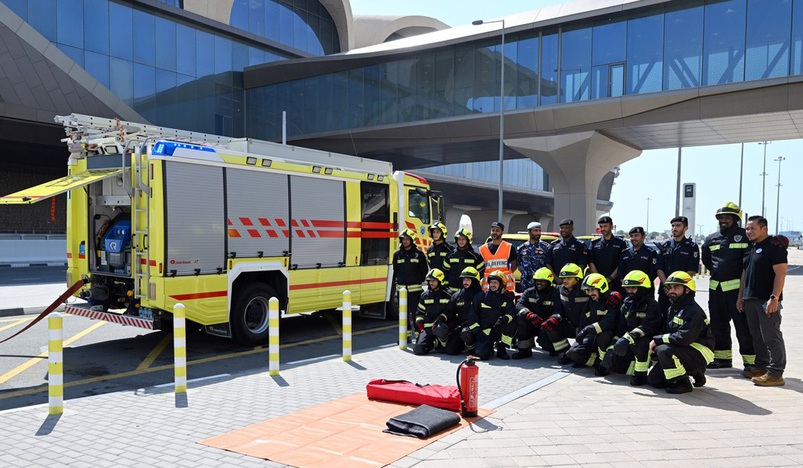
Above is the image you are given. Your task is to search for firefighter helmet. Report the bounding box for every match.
[399,228,417,242]
[715,202,742,220]
[559,263,584,280]
[486,271,506,288]
[533,267,554,284]
[428,222,448,237]
[581,273,609,294]
[622,270,651,289]
[459,266,481,282]
[664,271,696,292]
[426,268,446,285]
[454,228,473,244]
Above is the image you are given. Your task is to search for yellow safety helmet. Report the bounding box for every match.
[459,266,481,282]
[581,273,609,294]
[533,267,554,284]
[454,228,473,244]
[664,271,696,292]
[486,271,506,287]
[428,222,447,237]
[426,268,446,285]
[716,202,742,220]
[399,228,417,242]
[622,270,651,289]
[559,263,584,280]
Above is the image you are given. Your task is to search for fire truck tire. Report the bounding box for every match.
[231,282,277,346]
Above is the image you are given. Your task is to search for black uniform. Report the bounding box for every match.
[656,237,700,323]
[701,227,754,367]
[557,284,589,333]
[443,282,482,355]
[443,246,485,290]
[392,246,428,324]
[465,289,517,360]
[589,236,628,290]
[426,241,455,285]
[601,293,662,378]
[617,244,659,295]
[648,294,715,388]
[546,236,588,274]
[514,286,567,353]
[565,295,620,367]
[413,286,452,355]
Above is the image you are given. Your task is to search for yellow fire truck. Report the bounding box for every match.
[0,114,443,345]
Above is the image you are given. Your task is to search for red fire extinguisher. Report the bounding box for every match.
[456,356,478,417]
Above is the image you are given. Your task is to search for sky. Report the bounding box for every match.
[350,0,803,237]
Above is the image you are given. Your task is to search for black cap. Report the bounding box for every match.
[598,216,613,225]
[559,218,574,226]
[629,226,645,235]
[491,221,505,230]
[671,216,689,227]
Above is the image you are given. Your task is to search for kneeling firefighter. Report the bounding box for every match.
[565,274,623,376]
[601,270,663,386]
[443,267,483,355]
[463,271,517,360]
[513,267,567,359]
[413,269,452,355]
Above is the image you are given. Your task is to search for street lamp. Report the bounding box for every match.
[473,18,506,222]
[758,141,771,216]
[646,197,651,234]
[774,156,785,235]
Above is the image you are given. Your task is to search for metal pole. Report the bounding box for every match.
[759,141,770,216]
[268,298,280,376]
[282,111,287,146]
[775,157,785,235]
[48,312,64,415]
[675,147,682,217]
[342,290,352,362]
[738,143,744,207]
[498,20,506,222]
[398,287,408,350]
[173,303,187,393]
[646,197,651,234]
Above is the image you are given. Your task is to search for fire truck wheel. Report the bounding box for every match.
[231,283,277,346]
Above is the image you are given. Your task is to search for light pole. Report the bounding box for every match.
[473,18,505,221]
[738,143,744,207]
[646,197,651,234]
[758,141,770,216]
[774,156,785,235]
[675,148,682,217]
[697,224,704,242]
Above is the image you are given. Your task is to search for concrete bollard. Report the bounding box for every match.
[398,287,408,350]
[48,312,64,415]
[342,290,352,361]
[173,303,187,393]
[269,297,280,376]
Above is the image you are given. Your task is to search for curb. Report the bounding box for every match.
[0,262,67,268]
[0,303,68,317]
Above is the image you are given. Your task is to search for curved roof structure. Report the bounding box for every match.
[352,14,449,49]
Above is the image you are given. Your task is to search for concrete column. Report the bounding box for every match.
[506,132,641,236]
[538,215,555,232]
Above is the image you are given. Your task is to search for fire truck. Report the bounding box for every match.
[0,114,443,345]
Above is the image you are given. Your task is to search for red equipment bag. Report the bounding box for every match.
[366,379,461,411]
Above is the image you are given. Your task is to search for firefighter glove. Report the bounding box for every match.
[526,312,543,329]
[492,317,508,334]
[460,327,475,345]
[612,336,631,356]
[605,291,623,309]
[541,316,560,332]
[577,324,598,341]
[416,320,425,333]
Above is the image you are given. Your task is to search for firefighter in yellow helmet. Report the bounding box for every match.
[464,270,517,360]
[601,270,663,386]
[648,271,715,394]
[443,267,483,355]
[426,222,454,288]
[392,228,428,331]
[443,228,485,291]
[413,269,452,355]
[512,267,567,360]
[701,202,755,371]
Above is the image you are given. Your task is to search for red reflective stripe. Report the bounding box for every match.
[301,219,310,227]
[240,217,253,226]
[139,259,157,266]
[347,222,362,228]
[290,277,386,291]
[78,254,86,259]
[361,222,394,229]
[258,218,271,226]
[227,219,232,226]
[347,231,361,238]
[307,230,316,237]
[311,220,344,228]
[291,220,299,227]
[275,219,286,227]
[170,291,227,301]
[405,221,416,229]
[67,253,73,258]
[361,231,396,238]
[282,230,290,237]
[296,230,306,238]
[228,229,241,238]
[266,230,278,238]
[248,229,261,238]
[317,230,344,238]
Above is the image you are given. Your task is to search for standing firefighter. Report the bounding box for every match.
[656,216,700,325]
[479,222,517,292]
[463,271,517,360]
[602,270,662,386]
[648,272,714,394]
[513,267,566,359]
[443,267,483,355]
[589,216,627,292]
[516,221,551,292]
[413,269,452,355]
[393,228,428,327]
[426,222,454,288]
[444,228,485,290]
[701,203,754,370]
[565,274,623,376]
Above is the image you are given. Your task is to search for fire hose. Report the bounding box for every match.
[0,279,87,344]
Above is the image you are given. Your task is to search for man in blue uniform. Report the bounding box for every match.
[516,221,551,292]
[617,226,658,296]
[656,216,699,325]
[589,216,627,292]
[546,218,588,275]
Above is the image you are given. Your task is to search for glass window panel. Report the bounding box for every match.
[293,8,309,52]
[591,64,609,99]
[316,73,333,132]
[627,10,664,94]
[540,31,559,105]
[664,2,704,90]
[793,0,803,74]
[516,34,538,108]
[279,4,294,47]
[109,2,132,60]
[57,44,83,67]
[110,57,133,104]
[249,0,265,37]
[133,10,155,66]
[230,0,248,30]
[57,0,83,48]
[176,24,196,77]
[592,19,626,65]
[611,63,624,97]
[380,62,399,124]
[473,43,497,113]
[348,68,365,128]
[560,26,592,102]
[232,41,249,71]
[303,76,317,133]
[6,0,27,21]
[434,49,455,117]
[703,0,746,85]
[85,51,109,88]
[745,0,792,80]
[134,64,156,103]
[176,73,197,130]
[215,36,232,75]
[320,19,334,54]
[196,31,215,77]
[248,46,265,66]
[155,17,177,72]
[501,40,517,110]
[29,0,56,42]
[84,0,108,55]
[307,14,323,56]
[415,53,435,120]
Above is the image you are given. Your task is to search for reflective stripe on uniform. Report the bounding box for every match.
[742,354,756,365]
[660,334,671,344]
[626,360,636,376]
[398,284,423,292]
[730,243,748,249]
[624,333,635,345]
[709,245,721,252]
[439,299,450,303]
[553,338,569,351]
[634,359,649,374]
[585,352,598,367]
[663,354,687,380]
[501,334,513,346]
[714,349,732,360]
[469,323,480,329]
[721,279,740,292]
[593,322,602,334]
[709,279,719,290]
[424,299,434,304]
[672,316,684,326]
[690,342,715,364]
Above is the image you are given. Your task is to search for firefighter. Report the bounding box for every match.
[555,263,589,366]
[463,271,517,360]
[413,269,452,355]
[426,222,454,287]
[701,203,755,370]
[656,216,700,326]
[648,271,714,394]
[602,270,662,386]
[479,222,517,292]
[565,274,623,376]
[617,226,658,296]
[589,216,627,292]
[516,221,550,292]
[546,218,588,275]
[443,267,483,355]
[443,228,485,290]
[392,228,428,329]
[513,267,566,359]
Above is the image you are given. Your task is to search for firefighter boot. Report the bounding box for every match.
[666,377,694,394]
[690,370,706,388]
[557,353,573,365]
[594,363,610,377]
[630,374,648,387]
[496,343,511,360]
[512,348,533,360]
[707,359,732,369]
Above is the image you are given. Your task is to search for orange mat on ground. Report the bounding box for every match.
[199,393,492,467]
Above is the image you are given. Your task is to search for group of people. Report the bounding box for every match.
[392,203,789,394]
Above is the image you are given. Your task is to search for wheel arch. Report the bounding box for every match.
[228,262,290,321]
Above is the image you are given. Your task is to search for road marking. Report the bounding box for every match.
[0,316,35,324]
[287,354,339,365]
[153,373,230,388]
[0,321,106,385]
[0,323,397,400]
[136,332,173,371]
[0,317,32,332]
[322,310,342,335]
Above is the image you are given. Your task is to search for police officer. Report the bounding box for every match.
[618,226,658,296]
[443,228,485,290]
[413,269,452,355]
[589,216,627,292]
[463,271,517,360]
[392,228,428,327]
[565,274,622,376]
[649,272,714,394]
[701,203,754,370]
[546,218,588,275]
[656,216,700,324]
[516,221,550,292]
[512,267,566,359]
[443,267,483,355]
[426,222,454,287]
[479,222,517,292]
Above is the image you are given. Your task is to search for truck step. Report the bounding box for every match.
[64,305,154,330]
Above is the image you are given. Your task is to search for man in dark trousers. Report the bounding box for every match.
[413,268,452,355]
[738,216,789,386]
[463,271,517,360]
[618,226,658,296]
[554,263,589,364]
[443,267,483,355]
[546,218,588,275]
[443,228,485,291]
[392,228,428,329]
[565,274,622,376]
[426,222,454,288]
[512,267,566,359]
[701,203,755,370]
[589,216,627,292]
[656,216,699,325]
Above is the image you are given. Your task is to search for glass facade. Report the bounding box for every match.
[247,0,803,140]
[422,159,550,192]
[229,0,340,55]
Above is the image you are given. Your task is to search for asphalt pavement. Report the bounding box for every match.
[0,265,67,286]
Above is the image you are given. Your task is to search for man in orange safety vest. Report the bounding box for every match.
[479,222,517,292]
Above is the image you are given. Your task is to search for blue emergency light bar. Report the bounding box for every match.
[152,141,217,156]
